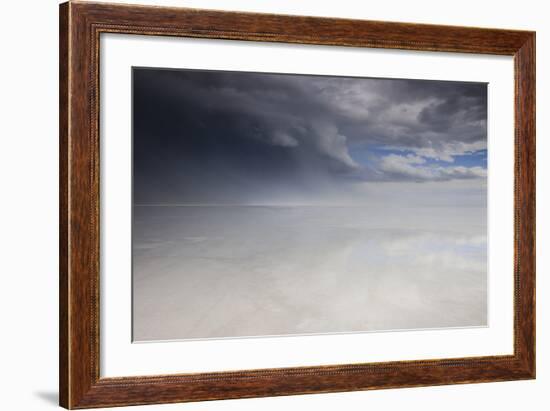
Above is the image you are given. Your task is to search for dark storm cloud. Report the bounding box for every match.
[133,68,487,204]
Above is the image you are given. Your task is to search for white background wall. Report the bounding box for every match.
[0,0,546,410]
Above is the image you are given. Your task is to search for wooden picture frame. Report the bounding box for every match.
[59,1,535,408]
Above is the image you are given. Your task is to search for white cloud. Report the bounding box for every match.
[407,141,487,163]
[311,121,359,169]
[379,154,432,179]
[379,153,486,181]
[441,166,487,179]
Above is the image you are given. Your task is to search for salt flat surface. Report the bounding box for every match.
[132,206,487,341]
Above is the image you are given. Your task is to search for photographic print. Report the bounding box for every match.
[60,5,536,406]
[132,67,488,342]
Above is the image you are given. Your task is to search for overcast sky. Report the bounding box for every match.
[133,68,487,206]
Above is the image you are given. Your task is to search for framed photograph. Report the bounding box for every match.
[59,1,535,408]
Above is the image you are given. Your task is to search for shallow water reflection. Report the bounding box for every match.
[133,206,487,341]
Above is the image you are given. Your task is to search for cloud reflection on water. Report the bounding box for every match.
[133,205,486,342]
